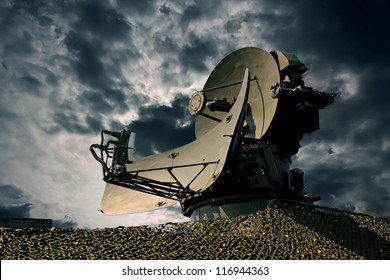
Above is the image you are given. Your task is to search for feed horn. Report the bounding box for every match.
[90,47,336,220]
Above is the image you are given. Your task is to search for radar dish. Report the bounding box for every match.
[100,183,177,215]
[90,47,336,220]
[98,69,251,215]
[195,47,280,139]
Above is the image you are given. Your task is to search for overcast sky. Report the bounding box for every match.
[1,0,389,228]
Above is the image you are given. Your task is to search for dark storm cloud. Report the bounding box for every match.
[115,0,156,16]
[1,29,36,58]
[61,1,143,105]
[179,32,218,73]
[64,30,108,87]
[0,203,33,218]
[85,116,104,133]
[0,185,79,228]
[127,94,195,157]
[224,19,241,34]
[306,68,390,145]
[62,1,140,79]
[306,163,390,218]
[0,1,123,137]
[152,35,182,85]
[77,91,113,114]
[0,184,32,218]
[178,0,223,32]
[16,75,43,95]
[0,5,39,58]
[0,185,24,200]
[0,108,18,133]
[159,3,171,15]
[52,112,103,135]
[179,4,202,31]
[52,218,78,229]
[26,0,144,135]
[62,0,142,75]
[153,35,180,54]
[77,89,130,115]
[5,0,53,26]
[260,0,390,67]
[74,1,131,40]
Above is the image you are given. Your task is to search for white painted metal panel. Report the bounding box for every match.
[100,69,251,215]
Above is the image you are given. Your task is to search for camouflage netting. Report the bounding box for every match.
[1,203,389,260]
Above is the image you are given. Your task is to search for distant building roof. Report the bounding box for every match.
[0,217,52,230]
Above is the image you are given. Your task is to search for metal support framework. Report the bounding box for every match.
[90,130,134,178]
[104,159,220,200]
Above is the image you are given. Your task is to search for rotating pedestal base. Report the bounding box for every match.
[189,196,272,221]
[185,193,321,221]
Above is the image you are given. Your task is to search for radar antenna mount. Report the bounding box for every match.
[90,47,335,220]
